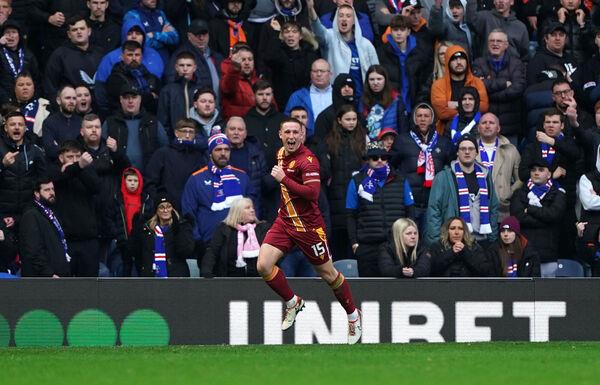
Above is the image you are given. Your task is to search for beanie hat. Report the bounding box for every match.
[455,134,478,153]
[208,133,230,153]
[154,192,173,212]
[500,216,520,235]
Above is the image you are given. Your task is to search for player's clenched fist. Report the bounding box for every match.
[271,165,286,182]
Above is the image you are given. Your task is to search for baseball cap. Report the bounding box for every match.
[120,84,141,96]
[544,21,567,35]
[189,19,209,35]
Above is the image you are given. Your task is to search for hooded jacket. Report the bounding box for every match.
[428,0,473,56]
[430,45,489,134]
[313,73,357,141]
[208,0,258,58]
[310,6,379,80]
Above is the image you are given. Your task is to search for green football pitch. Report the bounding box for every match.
[1,342,599,385]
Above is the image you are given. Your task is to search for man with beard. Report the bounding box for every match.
[106,40,161,114]
[182,132,254,264]
[430,46,488,134]
[0,111,47,225]
[42,85,82,160]
[43,16,103,102]
[208,0,256,59]
[189,88,226,141]
[220,42,258,118]
[19,178,72,277]
[10,72,50,137]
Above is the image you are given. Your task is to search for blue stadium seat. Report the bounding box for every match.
[187,259,200,277]
[333,259,359,278]
[556,259,585,277]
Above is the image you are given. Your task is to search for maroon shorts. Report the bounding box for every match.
[263,217,332,265]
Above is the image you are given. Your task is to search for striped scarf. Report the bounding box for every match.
[210,161,243,211]
[450,112,481,145]
[454,163,492,234]
[410,130,438,187]
[358,164,391,202]
[540,134,563,166]
[153,225,168,278]
[479,138,498,173]
[527,178,554,200]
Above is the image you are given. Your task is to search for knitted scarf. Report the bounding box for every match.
[387,0,403,13]
[3,47,24,79]
[479,138,498,173]
[540,133,563,166]
[34,199,70,263]
[129,67,150,94]
[358,164,390,202]
[153,225,168,278]
[210,161,243,211]
[527,178,554,200]
[410,130,438,187]
[450,111,481,145]
[454,163,492,234]
[228,20,247,51]
[23,99,39,132]
[235,223,260,268]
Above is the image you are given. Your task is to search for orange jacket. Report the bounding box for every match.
[430,45,488,134]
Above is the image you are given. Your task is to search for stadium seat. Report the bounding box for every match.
[333,259,359,278]
[187,259,200,277]
[556,259,585,277]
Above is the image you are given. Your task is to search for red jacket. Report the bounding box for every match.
[219,58,258,119]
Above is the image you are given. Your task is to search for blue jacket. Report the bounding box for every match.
[284,87,315,137]
[228,136,267,217]
[181,165,254,242]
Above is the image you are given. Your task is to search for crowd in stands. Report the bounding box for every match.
[3,0,600,279]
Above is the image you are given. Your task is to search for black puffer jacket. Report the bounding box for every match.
[131,212,196,277]
[378,241,431,278]
[429,240,496,277]
[472,53,526,137]
[0,132,46,218]
[489,236,541,277]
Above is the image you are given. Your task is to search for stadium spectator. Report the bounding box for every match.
[429,216,497,276]
[102,84,168,174]
[208,0,257,58]
[573,100,600,172]
[157,51,203,137]
[476,112,522,221]
[75,85,95,116]
[582,28,600,111]
[472,29,526,144]
[359,65,409,140]
[202,197,269,277]
[447,87,482,144]
[428,0,473,56]
[284,58,333,138]
[220,43,258,119]
[430,46,488,134]
[313,73,356,141]
[164,18,223,99]
[260,20,319,109]
[47,140,101,277]
[490,215,541,277]
[0,213,17,275]
[425,134,499,246]
[416,40,454,106]
[86,0,119,54]
[225,116,267,217]
[0,20,41,105]
[11,72,50,137]
[511,160,567,277]
[346,141,414,276]
[42,85,82,160]
[131,193,195,277]
[392,102,453,232]
[244,79,286,167]
[43,16,103,102]
[576,144,600,276]
[112,167,152,277]
[465,0,529,60]
[123,0,179,64]
[549,80,593,139]
[19,178,72,277]
[319,0,374,41]
[106,40,161,114]
[145,118,207,211]
[0,110,46,223]
[182,133,254,265]
[378,218,431,278]
[307,0,378,96]
[325,104,367,260]
[189,88,226,140]
[377,15,432,114]
[0,0,11,28]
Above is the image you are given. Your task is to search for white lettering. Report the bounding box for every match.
[455,302,503,342]
[391,302,445,343]
[361,302,380,343]
[294,301,347,344]
[229,301,248,345]
[263,301,282,345]
[513,301,567,342]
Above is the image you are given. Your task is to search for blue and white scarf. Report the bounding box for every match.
[540,133,563,166]
[450,112,481,145]
[23,99,39,132]
[153,225,168,278]
[34,199,70,263]
[410,130,438,187]
[454,163,492,234]
[210,161,243,211]
[479,138,498,173]
[358,164,390,202]
[527,178,554,200]
[3,47,24,79]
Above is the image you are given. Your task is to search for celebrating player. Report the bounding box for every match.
[256,118,362,344]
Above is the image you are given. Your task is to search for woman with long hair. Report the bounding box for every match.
[491,216,540,277]
[131,194,195,277]
[201,198,270,277]
[359,65,408,140]
[429,217,496,277]
[325,104,367,260]
[416,41,455,104]
[379,218,431,278]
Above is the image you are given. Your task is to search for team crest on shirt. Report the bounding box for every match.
[307,156,313,163]
[288,160,296,169]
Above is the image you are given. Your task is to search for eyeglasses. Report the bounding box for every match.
[177,129,196,135]
[157,204,172,212]
[368,155,389,161]
[488,39,507,44]
[552,89,572,96]
[458,147,476,152]
[311,69,329,74]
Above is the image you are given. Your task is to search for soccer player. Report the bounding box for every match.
[256,118,362,344]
